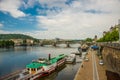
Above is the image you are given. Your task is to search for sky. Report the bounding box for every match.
[0,0,120,39]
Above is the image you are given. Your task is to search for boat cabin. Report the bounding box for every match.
[26,62,46,74]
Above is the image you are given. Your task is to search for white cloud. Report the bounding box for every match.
[0,0,120,39]
[34,0,120,39]
[0,23,3,28]
[38,0,68,8]
[83,0,120,14]
[23,0,37,9]
[0,0,26,18]
[0,30,10,34]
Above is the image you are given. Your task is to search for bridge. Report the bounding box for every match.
[39,39,83,47]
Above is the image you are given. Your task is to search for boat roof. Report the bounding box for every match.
[26,54,66,68]
[26,62,47,68]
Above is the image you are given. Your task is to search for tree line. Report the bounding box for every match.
[0,34,35,40]
[97,29,119,42]
[0,40,14,48]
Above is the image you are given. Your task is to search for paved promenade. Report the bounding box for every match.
[74,49,107,80]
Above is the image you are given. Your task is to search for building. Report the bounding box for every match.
[10,39,23,46]
[103,31,107,36]
[10,39,34,46]
[26,39,34,45]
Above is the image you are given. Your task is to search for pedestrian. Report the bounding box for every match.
[78,47,82,53]
[81,64,83,68]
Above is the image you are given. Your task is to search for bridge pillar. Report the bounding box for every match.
[66,42,70,47]
[40,41,44,46]
[40,43,44,46]
[52,42,57,47]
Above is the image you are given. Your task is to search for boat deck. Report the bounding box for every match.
[0,69,28,80]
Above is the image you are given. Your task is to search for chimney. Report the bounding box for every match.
[48,54,51,60]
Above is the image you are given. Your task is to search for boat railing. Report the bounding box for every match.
[19,71,46,80]
[0,68,25,80]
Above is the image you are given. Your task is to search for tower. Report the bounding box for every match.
[94,35,97,42]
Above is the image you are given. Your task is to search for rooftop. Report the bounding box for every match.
[26,54,66,68]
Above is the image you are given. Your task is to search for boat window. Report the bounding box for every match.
[31,68,36,71]
[27,68,29,71]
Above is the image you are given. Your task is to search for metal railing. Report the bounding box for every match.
[97,42,120,49]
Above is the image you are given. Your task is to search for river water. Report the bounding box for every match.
[0,44,86,80]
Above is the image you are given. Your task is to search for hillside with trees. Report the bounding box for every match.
[0,34,36,40]
[0,34,39,47]
[0,40,14,48]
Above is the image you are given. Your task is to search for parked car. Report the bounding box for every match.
[84,57,89,62]
[99,60,104,65]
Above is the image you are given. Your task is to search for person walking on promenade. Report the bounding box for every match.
[78,46,82,57]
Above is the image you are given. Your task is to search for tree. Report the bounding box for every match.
[0,40,14,48]
[97,29,119,42]
[85,38,93,42]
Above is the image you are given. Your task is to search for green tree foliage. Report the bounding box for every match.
[33,39,40,43]
[23,39,27,44]
[97,29,119,42]
[0,34,35,40]
[0,40,14,48]
[85,38,93,42]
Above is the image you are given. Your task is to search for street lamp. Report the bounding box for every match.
[118,19,120,43]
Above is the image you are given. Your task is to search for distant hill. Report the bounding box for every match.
[0,34,36,40]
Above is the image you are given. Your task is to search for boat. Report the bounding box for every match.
[66,53,76,63]
[81,44,89,52]
[0,54,66,80]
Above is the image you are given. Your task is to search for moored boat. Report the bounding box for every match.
[1,54,66,80]
[81,44,89,52]
[66,53,76,64]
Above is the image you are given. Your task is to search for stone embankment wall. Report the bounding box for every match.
[102,46,120,80]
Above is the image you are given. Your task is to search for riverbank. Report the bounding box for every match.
[74,49,107,80]
[0,46,81,80]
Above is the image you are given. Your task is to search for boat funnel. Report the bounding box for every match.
[48,54,51,60]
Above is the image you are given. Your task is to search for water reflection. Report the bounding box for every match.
[0,44,84,80]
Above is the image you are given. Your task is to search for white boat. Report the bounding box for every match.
[0,54,66,80]
[66,54,76,63]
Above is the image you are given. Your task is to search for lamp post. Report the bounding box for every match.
[119,19,120,43]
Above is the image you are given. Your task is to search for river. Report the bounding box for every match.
[0,44,86,80]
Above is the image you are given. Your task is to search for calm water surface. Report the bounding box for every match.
[0,44,85,80]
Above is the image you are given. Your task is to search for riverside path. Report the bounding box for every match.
[74,49,107,80]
